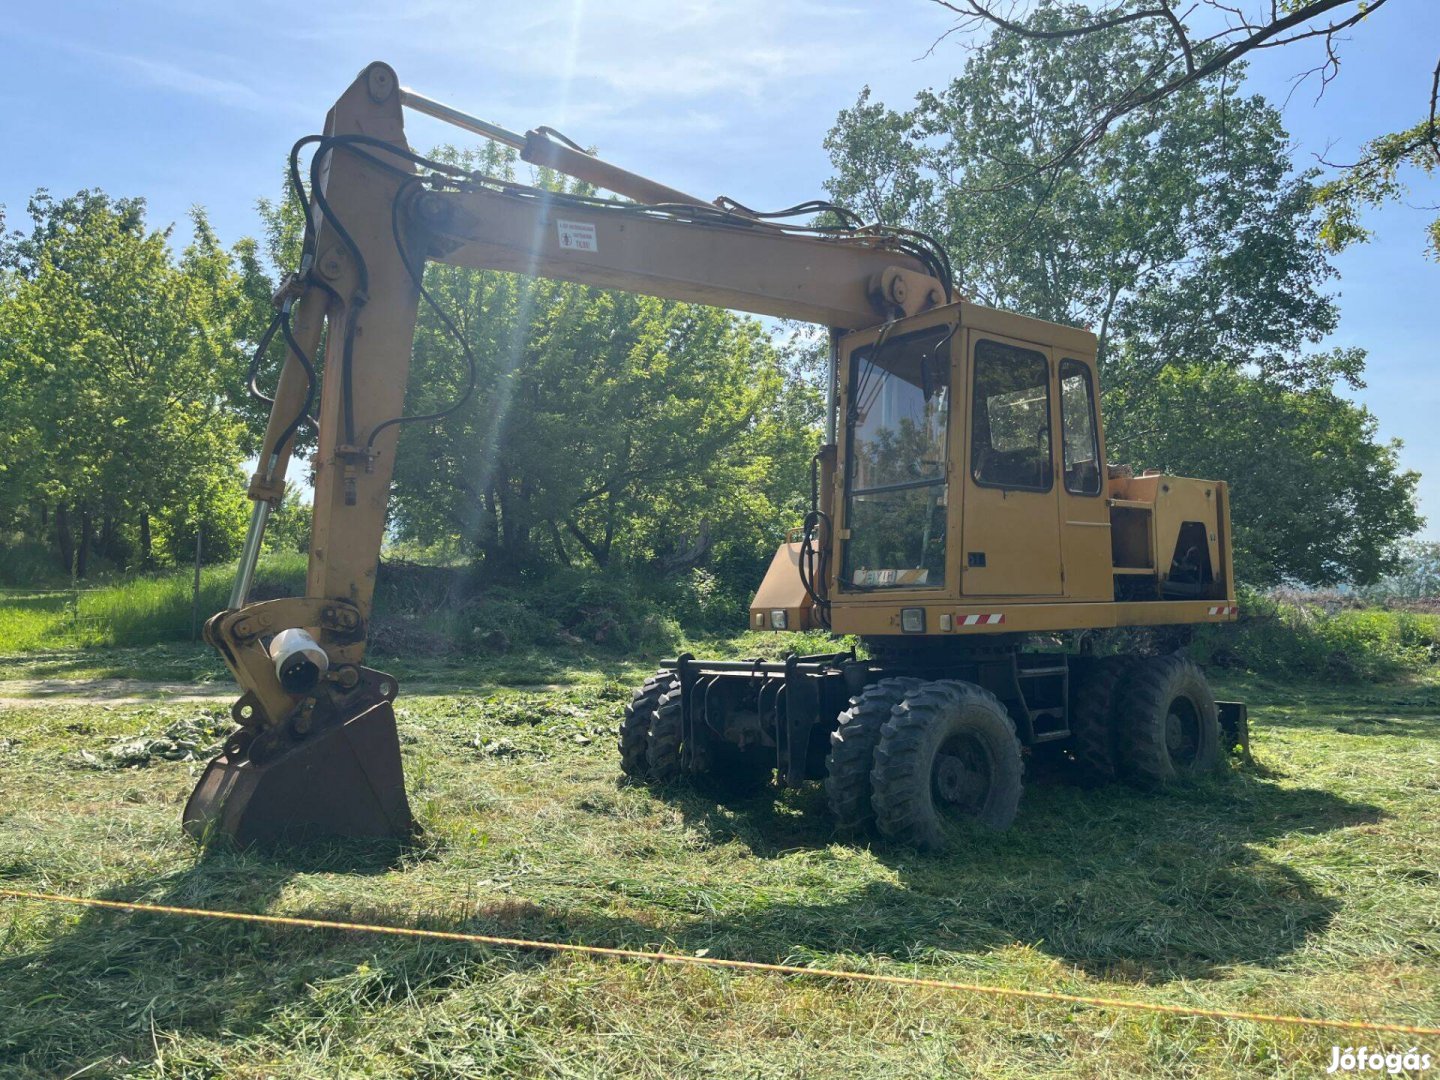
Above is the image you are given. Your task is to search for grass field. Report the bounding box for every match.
[1,642,1437,1078]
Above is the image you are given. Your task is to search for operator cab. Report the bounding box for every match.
[834,301,1110,611]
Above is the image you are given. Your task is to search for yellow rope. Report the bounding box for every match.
[3,886,1437,1038]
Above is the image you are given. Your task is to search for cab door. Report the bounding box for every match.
[960,331,1063,596]
[1055,355,1113,601]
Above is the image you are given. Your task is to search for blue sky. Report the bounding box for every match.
[2,1,1435,539]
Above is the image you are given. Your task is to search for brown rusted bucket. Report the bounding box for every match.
[182,699,413,848]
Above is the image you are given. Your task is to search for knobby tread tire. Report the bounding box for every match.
[619,672,676,780]
[1066,657,1131,785]
[824,677,922,833]
[1116,654,1221,790]
[646,687,685,782]
[871,680,1024,850]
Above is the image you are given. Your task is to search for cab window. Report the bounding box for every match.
[841,324,952,589]
[970,340,1051,492]
[1060,359,1101,495]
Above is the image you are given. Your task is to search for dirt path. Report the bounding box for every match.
[0,679,233,706]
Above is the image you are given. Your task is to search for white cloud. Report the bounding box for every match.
[22,31,291,115]
[103,53,269,111]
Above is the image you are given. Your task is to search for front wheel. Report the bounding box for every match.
[619,672,677,780]
[870,680,1024,850]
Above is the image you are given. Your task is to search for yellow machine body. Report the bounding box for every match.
[749,299,1236,636]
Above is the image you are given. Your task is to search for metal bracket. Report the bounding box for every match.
[869,266,944,319]
[205,597,367,731]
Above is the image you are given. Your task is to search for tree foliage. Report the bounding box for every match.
[924,0,1439,257]
[389,205,815,583]
[0,191,256,574]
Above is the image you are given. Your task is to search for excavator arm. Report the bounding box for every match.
[184,61,944,846]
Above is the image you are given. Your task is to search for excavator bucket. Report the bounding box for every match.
[182,700,413,848]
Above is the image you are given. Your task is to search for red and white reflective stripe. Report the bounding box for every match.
[1207,605,1238,616]
[959,613,1006,626]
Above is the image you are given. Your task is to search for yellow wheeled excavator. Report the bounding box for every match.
[185,62,1246,851]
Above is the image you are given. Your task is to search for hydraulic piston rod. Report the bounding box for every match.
[399,86,707,207]
[399,87,527,150]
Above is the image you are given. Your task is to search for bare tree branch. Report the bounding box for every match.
[931,0,1171,40]
[1429,53,1440,166]
[924,0,1395,186]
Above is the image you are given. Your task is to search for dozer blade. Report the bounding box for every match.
[182,700,413,848]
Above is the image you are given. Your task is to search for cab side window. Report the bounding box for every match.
[1059,359,1101,496]
[970,339,1052,492]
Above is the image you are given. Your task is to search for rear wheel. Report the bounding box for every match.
[1116,655,1220,788]
[619,672,676,780]
[871,680,1024,849]
[824,677,922,833]
[1065,657,1131,785]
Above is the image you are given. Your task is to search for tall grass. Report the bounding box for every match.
[0,555,306,653]
[1190,587,1440,681]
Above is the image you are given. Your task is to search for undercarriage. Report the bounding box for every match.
[620,636,1249,849]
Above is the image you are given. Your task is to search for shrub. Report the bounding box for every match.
[1190,586,1440,681]
[0,535,63,588]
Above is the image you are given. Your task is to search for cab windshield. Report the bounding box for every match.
[841,324,953,590]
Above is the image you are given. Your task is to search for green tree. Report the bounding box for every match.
[391,267,803,581]
[0,190,253,574]
[923,0,1439,258]
[826,29,1338,381]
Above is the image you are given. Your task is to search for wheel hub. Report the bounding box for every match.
[1165,699,1200,764]
[934,747,988,807]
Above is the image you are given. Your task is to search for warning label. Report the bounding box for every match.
[557,220,598,252]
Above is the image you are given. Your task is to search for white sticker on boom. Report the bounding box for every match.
[557,220,598,252]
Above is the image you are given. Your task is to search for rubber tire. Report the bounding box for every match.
[1065,657,1131,785]
[647,686,685,783]
[824,677,922,833]
[1115,655,1221,789]
[619,672,677,779]
[871,680,1024,849]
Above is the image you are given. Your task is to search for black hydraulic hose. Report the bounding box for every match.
[798,452,832,631]
[272,307,319,461]
[275,131,956,465]
[244,309,284,407]
[363,178,479,452]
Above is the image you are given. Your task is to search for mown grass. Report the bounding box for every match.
[1,655,1437,1077]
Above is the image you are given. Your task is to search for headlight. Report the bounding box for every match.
[770,609,788,630]
[901,607,925,633]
